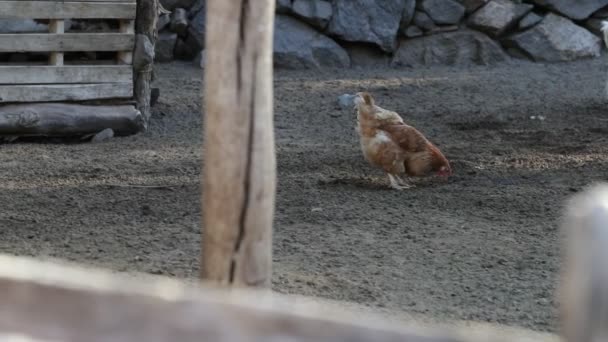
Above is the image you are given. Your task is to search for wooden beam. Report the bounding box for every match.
[560,183,608,342]
[0,103,142,136]
[0,83,132,102]
[117,20,135,65]
[0,33,134,53]
[0,66,133,84]
[0,1,136,19]
[133,0,158,126]
[0,254,545,342]
[48,19,65,66]
[202,0,277,287]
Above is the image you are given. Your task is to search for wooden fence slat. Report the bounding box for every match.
[0,83,133,102]
[22,0,135,2]
[0,254,472,342]
[0,33,134,52]
[0,1,136,19]
[0,66,133,84]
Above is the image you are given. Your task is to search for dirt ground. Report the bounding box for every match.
[1,57,607,334]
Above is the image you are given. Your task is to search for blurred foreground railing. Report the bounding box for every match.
[0,183,605,341]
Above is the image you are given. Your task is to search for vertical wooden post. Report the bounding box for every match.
[134,0,158,126]
[560,183,608,342]
[118,20,135,65]
[201,0,276,287]
[49,20,64,66]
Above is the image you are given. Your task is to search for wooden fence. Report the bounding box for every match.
[0,0,158,137]
[0,0,136,103]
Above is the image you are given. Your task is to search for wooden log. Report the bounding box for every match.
[0,103,143,136]
[202,0,276,287]
[560,183,608,342]
[170,8,188,36]
[134,0,158,127]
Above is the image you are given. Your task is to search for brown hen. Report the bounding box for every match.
[354,92,452,190]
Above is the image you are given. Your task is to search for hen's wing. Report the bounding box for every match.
[380,123,429,154]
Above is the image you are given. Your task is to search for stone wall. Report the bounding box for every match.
[158,0,608,69]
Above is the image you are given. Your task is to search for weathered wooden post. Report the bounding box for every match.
[201,0,276,287]
[560,183,608,342]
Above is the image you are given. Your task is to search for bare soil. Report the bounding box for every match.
[1,58,607,333]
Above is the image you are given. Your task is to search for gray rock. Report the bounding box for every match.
[133,34,155,71]
[413,11,437,31]
[428,24,460,34]
[468,0,533,37]
[0,19,48,33]
[160,0,196,10]
[391,29,509,67]
[504,13,601,62]
[459,0,488,13]
[505,47,529,59]
[170,8,189,36]
[155,33,178,62]
[592,6,608,18]
[91,129,114,143]
[196,49,205,68]
[187,1,205,51]
[405,25,424,37]
[518,12,543,30]
[274,15,350,69]
[338,94,357,110]
[157,14,171,32]
[531,0,608,20]
[327,0,407,52]
[151,88,160,107]
[277,0,292,13]
[174,38,198,60]
[188,0,205,18]
[419,0,465,25]
[585,17,604,35]
[399,0,417,34]
[292,0,333,29]
[344,43,390,68]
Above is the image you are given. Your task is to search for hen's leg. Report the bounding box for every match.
[388,174,411,190]
[395,175,414,188]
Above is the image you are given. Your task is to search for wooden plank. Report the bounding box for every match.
[0,1,136,19]
[0,254,531,342]
[0,33,134,52]
[0,83,133,102]
[0,65,133,84]
[49,19,64,66]
[24,0,135,2]
[117,20,134,65]
[202,0,276,287]
[0,103,143,136]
